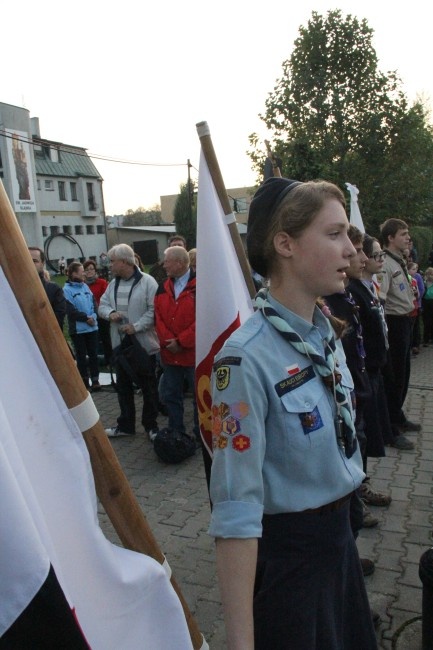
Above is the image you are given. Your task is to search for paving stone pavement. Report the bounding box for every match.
[93,347,433,649]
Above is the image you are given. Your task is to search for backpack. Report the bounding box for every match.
[153,428,196,464]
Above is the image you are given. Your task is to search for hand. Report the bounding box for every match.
[86,317,95,326]
[121,323,136,335]
[165,338,182,353]
[109,311,123,323]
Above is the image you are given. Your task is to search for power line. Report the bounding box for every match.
[0,129,189,169]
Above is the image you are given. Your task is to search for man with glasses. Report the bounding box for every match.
[378,219,420,450]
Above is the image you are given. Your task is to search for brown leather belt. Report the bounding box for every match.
[304,492,353,515]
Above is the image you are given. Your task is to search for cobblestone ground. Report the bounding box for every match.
[94,347,433,649]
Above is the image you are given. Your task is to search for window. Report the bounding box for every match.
[75,225,83,235]
[87,183,96,211]
[42,226,48,237]
[63,225,72,235]
[45,180,54,191]
[50,226,60,235]
[70,182,77,201]
[86,225,95,234]
[58,181,66,201]
[96,225,105,234]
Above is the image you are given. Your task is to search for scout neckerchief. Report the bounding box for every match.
[255,288,357,459]
[383,248,411,283]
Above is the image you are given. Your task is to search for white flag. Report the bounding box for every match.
[345,182,365,233]
[196,151,254,457]
[0,266,192,650]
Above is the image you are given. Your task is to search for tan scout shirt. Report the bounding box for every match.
[377,252,414,316]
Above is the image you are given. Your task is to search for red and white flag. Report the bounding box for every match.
[0,267,192,649]
[195,151,254,459]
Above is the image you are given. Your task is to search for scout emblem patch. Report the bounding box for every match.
[299,406,323,434]
[216,366,230,391]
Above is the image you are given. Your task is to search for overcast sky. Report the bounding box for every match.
[2,0,432,214]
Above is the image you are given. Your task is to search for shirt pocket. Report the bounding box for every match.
[280,380,332,450]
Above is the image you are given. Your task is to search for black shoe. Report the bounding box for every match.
[370,608,381,628]
[360,558,375,577]
[390,434,415,450]
[399,420,421,432]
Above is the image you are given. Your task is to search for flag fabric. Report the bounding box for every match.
[0,267,192,650]
[345,182,365,233]
[196,151,254,460]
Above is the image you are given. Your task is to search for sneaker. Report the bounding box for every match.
[360,558,375,577]
[105,426,133,438]
[362,502,379,528]
[390,434,415,450]
[360,480,392,507]
[399,420,421,433]
[146,428,159,442]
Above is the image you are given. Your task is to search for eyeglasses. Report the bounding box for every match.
[368,252,386,261]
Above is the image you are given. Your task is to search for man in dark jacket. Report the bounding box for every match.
[29,247,66,329]
[154,246,199,442]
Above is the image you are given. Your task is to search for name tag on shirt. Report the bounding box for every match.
[274,366,315,396]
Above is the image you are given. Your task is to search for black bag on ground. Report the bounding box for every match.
[111,334,152,387]
[153,427,196,464]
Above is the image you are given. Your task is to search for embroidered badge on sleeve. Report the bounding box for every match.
[232,434,251,452]
[216,366,230,391]
[211,402,251,451]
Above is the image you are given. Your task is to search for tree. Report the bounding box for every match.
[248,10,433,233]
[173,180,196,249]
[122,205,161,227]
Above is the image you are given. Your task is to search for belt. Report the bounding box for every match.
[304,492,353,515]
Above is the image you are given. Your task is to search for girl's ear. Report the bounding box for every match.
[273,231,294,259]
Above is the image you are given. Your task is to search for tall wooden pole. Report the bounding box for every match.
[196,121,256,300]
[0,181,204,650]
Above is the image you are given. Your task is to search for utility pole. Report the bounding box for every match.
[187,158,192,221]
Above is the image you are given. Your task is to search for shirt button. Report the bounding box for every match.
[304,401,311,409]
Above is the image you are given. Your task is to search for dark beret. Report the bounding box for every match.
[247,177,301,277]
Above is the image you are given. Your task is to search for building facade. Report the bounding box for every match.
[0,102,107,271]
[160,186,255,225]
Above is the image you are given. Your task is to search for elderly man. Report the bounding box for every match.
[28,247,66,329]
[154,246,199,441]
[99,244,160,440]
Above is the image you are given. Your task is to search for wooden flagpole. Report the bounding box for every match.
[0,181,204,650]
[196,121,257,300]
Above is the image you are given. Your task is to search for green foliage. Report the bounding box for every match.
[409,226,433,269]
[248,9,433,233]
[173,180,196,249]
[123,205,162,227]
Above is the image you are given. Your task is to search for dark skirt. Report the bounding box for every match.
[365,369,392,451]
[254,502,378,650]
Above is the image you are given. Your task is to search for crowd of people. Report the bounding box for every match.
[29,194,429,649]
[28,234,199,455]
